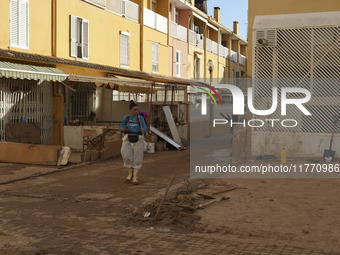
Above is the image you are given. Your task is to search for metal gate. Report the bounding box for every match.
[253,26,340,133]
[0,78,53,144]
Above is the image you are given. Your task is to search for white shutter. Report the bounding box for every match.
[10,0,19,47]
[152,43,159,73]
[176,51,181,76]
[120,34,129,67]
[70,15,78,57]
[18,0,29,49]
[82,19,89,60]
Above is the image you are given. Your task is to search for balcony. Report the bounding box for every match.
[219,44,229,59]
[144,8,168,34]
[106,0,139,23]
[230,50,238,63]
[169,21,188,42]
[206,38,218,55]
[239,54,246,66]
[189,30,204,49]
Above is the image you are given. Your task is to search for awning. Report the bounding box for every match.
[0,61,68,82]
[68,75,157,94]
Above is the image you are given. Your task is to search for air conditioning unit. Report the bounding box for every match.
[255,29,277,47]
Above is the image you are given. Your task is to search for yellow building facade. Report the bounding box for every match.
[0,0,248,146]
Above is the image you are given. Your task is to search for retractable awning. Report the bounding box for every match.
[67,75,157,94]
[0,61,68,82]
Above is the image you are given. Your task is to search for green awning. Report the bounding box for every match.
[0,61,68,82]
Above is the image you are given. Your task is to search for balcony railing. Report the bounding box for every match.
[206,38,212,52]
[177,25,187,42]
[211,41,218,54]
[169,21,188,42]
[230,50,238,63]
[144,8,168,34]
[239,54,246,66]
[189,30,204,49]
[219,44,229,59]
[106,0,139,23]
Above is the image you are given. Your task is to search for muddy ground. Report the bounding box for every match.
[0,149,339,254]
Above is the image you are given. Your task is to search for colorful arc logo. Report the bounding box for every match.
[197,83,223,106]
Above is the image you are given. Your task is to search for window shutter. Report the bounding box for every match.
[176,51,181,76]
[152,43,159,73]
[18,0,29,48]
[120,34,129,67]
[10,0,19,47]
[82,19,89,59]
[70,15,78,57]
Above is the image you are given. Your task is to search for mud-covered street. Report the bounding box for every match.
[0,150,339,254]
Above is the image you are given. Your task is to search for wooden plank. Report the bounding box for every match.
[5,123,40,144]
[162,106,182,145]
[0,142,61,165]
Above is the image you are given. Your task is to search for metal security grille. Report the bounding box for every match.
[0,78,53,144]
[69,83,96,124]
[253,26,340,133]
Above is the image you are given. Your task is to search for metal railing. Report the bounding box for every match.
[211,41,218,54]
[239,54,246,66]
[219,44,229,59]
[144,8,168,34]
[206,38,212,52]
[169,21,188,42]
[106,0,139,23]
[189,30,204,49]
[177,25,187,42]
[230,49,238,63]
[124,0,139,22]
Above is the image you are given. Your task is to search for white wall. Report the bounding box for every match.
[251,132,340,159]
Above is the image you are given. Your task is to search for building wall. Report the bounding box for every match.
[56,0,140,71]
[0,0,52,56]
[142,26,168,75]
[168,37,189,78]
[247,0,340,76]
[188,45,204,79]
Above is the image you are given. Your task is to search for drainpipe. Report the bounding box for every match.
[140,0,144,71]
[53,82,64,146]
[52,0,57,57]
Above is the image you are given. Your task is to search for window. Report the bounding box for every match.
[120,32,130,67]
[151,0,157,11]
[112,91,130,101]
[176,50,181,77]
[70,15,89,60]
[194,24,200,34]
[152,42,159,73]
[194,55,201,80]
[173,7,178,24]
[10,0,29,49]
[222,66,226,83]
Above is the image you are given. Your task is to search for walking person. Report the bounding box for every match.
[120,101,147,185]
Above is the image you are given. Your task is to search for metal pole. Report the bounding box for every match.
[209,69,212,137]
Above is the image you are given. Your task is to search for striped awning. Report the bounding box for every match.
[0,61,68,82]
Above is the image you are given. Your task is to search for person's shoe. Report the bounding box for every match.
[125,168,133,182]
[132,168,139,185]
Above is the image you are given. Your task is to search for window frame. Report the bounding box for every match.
[10,0,29,50]
[152,42,159,73]
[70,15,89,60]
[120,31,130,68]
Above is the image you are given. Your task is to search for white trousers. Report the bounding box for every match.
[121,134,144,169]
